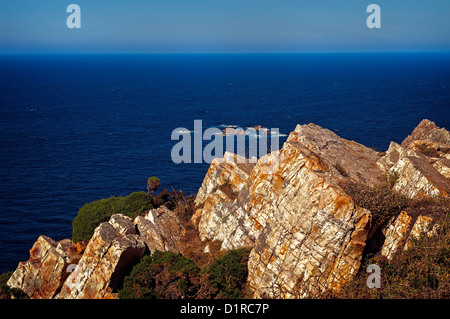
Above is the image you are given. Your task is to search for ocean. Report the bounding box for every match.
[0,53,449,273]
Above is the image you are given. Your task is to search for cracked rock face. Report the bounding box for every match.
[381,212,438,260]
[246,140,371,298]
[134,206,185,253]
[376,120,450,199]
[193,120,449,298]
[7,210,185,299]
[56,215,145,299]
[194,124,375,298]
[192,152,257,250]
[401,119,450,148]
[381,211,412,261]
[7,236,85,299]
[287,123,384,186]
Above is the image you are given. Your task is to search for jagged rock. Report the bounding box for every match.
[287,123,384,186]
[6,236,84,299]
[134,206,185,253]
[56,214,145,299]
[432,158,450,179]
[389,153,450,198]
[110,213,137,235]
[246,140,371,298]
[194,152,255,208]
[401,119,450,148]
[381,211,412,261]
[377,134,450,199]
[192,152,256,250]
[380,211,439,260]
[376,141,416,172]
[193,124,377,298]
[193,120,449,298]
[404,215,437,250]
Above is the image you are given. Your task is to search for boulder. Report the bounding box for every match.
[134,206,185,253]
[381,212,438,259]
[287,123,384,186]
[194,124,373,298]
[56,214,145,299]
[432,158,450,179]
[192,152,256,250]
[404,215,438,250]
[246,140,371,298]
[401,119,450,148]
[380,211,412,260]
[389,152,450,198]
[6,236,84,299]
[376,121,450,199]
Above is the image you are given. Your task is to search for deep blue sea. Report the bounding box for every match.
[0,53,449,273]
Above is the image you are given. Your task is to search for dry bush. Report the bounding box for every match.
[333,203,450,299]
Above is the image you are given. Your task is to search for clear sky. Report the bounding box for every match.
[1,0,449,53]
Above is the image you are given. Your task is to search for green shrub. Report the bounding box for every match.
[207,248,251,299]
[72,191,154,242]
[118,251,208,299]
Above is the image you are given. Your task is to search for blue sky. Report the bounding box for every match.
[1,0,449,53]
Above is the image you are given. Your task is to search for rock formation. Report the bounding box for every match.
[6,236,85,299]
[134,206,186,253]
[376,120,450,199]
[192,152,256,250]
[193,120,448,298]
[56,215,146,299]
[7,212,183,299]
[193,124,379,298]
[5,119,448,299]
[381,212,439,260]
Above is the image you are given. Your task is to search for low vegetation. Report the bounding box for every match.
[206,248,251,299]
[72,191,157,242]
[117,186,252,300]
[118,251,213,299]
[15,175,444,300]
[0,271,28,299]
[118,249,251,299]
[334,212,450,299]
[336,176,450,299]
[341,173,409,227]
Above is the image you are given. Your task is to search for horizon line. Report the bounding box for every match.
[1,50,450,55]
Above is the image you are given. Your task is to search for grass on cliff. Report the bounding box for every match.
[118,248,251,299]
[336,177,450,299]
[72,190,172,243]
[117,190,252,299]
[0,272,28,299]
[334,211,450,299]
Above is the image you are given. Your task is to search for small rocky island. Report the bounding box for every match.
[3,119,450,299]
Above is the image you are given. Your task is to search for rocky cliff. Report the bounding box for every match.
[5,119,449,299]
[193,119,449,298]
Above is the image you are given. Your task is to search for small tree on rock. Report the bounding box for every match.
[147,176,161,195]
